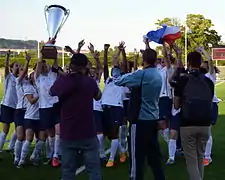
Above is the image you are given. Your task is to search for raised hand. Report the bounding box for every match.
[93,51,100,59]
[64,45,73,52]
[6,50,11,57]
[88,43,95,53]
[25,52,31,61]
[104,44,110,51]
[46,38,56,45]
[78,39,85,49]
[118,41,126,50]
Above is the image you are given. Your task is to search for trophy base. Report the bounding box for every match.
[41,45,58,59]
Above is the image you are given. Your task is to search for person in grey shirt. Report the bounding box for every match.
[115,48,165,180]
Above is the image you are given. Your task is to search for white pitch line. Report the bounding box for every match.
[216,82,224,86]
[75,148,111,175]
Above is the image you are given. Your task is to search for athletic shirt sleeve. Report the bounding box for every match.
[24,85,35,96]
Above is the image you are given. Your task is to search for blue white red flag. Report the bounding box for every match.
[145,25,181,45]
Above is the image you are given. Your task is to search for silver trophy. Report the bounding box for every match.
[42,5,70,59]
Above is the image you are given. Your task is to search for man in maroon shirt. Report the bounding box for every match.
[50,53,102,180]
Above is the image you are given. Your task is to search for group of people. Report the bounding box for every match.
[0,38,219,180]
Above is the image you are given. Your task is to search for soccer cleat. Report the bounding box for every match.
[43,158,52,165]
[106,160,114,167]
[17,161,25,168]
[52,157,60,167]
[204,158,212,166]
[166,158,175,165]
[120,153,127,163]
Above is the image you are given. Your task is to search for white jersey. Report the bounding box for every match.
[24,84,39,120]
[1,73,18,108]
[35,71,58,108]
[159,66,173,99]
[16,78,28,109]
[123,87,130,101]
[93,80,102,111]
[101,77,124,107]
[205,71,219,103]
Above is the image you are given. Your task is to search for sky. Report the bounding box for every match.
[0,0,224,51]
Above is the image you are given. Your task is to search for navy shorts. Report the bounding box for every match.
[24,119,40,134]
[39,107,59,131]
[123,100,129,119]
[93,110,104,133]
[211,102,218,125]
[0,104,16,124]
[14,109,26,127]
[102,105,124,136]
[170,113,180,131]
[159,97,172,120]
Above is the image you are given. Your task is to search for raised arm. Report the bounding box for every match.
[64,46,76,55]
[162,42,171,69]
[18,52,31,82]
[119,41,128,73]
[4,50,11,78]
[199,47,214,74]
[172,43,183,68]
[112,45,121,67]
[103,44,110,81]
[76,39,85,53]
[88,43,103,81]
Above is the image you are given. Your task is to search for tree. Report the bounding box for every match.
[155,14,222,60]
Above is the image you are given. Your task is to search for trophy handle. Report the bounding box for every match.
[44,6,50,38]
[54,9,70,39]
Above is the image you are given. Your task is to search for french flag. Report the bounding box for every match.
[144,25,181,45]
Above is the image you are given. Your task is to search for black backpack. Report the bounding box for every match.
[182,74,213,120]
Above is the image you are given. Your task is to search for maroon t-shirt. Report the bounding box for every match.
[50,73,99,140]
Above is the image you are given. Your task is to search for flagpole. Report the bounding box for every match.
[62,47,65,68]
[185,24,187,67]
[37,40,40,59]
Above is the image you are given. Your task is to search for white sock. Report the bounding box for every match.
[45,138,51,159]
[19,140,31,164]
[168,139,177,161]
[0,132,7,151]
[118,142,126,153]
[30,140,38,160]
[53,135,60,158]
[205,136,212,160]
[120,125,127,149]
[48,136,55,159]
[14,140,23,161]
[109,139,119,161]
[35,140,44,159]
[8,132,17,150]
[163,128,169,143]
[97,134,105,158]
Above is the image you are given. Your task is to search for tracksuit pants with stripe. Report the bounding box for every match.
[128,120,165,180]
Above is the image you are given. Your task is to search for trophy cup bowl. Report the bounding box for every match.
[41,5,70,59]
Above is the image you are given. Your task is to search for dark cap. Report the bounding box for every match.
[70,53,89,67]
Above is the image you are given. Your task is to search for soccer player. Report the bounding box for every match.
[0,50,20,157]
[198,47,219,166]
[101,43,126,167]
[14,52,31,164]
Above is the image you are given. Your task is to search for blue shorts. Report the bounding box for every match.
[24,119,40,134]
[123,100,129,119]
[39,107,59,131]
[211,102,218,125]
[159,97,172,120]
[14,109,26,127]
[170,113,180,131]
[93,110,103,133]
[0,104,16,124]
[102,105,124,137]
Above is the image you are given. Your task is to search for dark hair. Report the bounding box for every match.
[143,49,157,66]
[187,51,202,68]
[203,60,220,74]
[70,53,88,67]
[10,62,16,72]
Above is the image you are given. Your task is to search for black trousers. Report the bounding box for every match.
[128,120,165,180]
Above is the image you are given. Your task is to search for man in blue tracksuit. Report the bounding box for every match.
[115,48,165,180]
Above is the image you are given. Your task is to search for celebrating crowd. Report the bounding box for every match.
[0,38,219,180]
